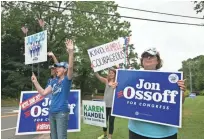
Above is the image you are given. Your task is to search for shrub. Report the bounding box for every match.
[199,90,204,96]
[184,90,190,97]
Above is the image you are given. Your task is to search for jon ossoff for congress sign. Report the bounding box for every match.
[111,70,183,128]
[15,90,81,135]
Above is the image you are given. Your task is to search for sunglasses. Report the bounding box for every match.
[142,52,156,58]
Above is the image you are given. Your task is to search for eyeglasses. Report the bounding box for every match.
[142,52,156,58]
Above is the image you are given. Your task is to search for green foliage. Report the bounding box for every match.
[194,1,204,15]
[199,90,204,96]
[179,55,204,92]
[1,1,139,98]
[184,89,190,97]
[194,1,204,25]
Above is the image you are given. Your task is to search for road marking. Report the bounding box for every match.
[13,110,19,113]
[2,108,18,111]
[4,110,19,114]
[1,114,18,118]
[2,109,15,111]
[1,127,16,132]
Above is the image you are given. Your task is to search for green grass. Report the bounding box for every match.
[69,118,128,139]
[178,96,204,139]
[1,98,19,107]
[2,96,204,139]
[69,96,204,139]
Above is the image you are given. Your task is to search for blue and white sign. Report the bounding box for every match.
[16,90,81,135]
[189,93,196,98]
[25,30,47,64]
[111,69,183,128]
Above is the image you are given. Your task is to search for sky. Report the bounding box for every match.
[116,0,204,71]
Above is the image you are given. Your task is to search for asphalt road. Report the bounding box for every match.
[1,107,48,139]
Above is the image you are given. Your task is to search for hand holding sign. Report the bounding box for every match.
[111,82,118,89]
[31,72,37,83]
[65,39,74,53]
[47,51,54,57]
[115,64,120,69]
[90,64,95,71]
[177,80,186,92]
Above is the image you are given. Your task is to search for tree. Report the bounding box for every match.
[126,44,140,69]
[194,1,204,16]
[1,1,139,98]
[179,55,204,92]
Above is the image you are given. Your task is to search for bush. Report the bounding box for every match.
[184,89,190,97]
[199,90,204,96]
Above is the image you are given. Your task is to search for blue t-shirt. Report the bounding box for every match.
[46,77,54,88]
[128,120,178,138]
[49,76,72,113]
[45,77,54,99]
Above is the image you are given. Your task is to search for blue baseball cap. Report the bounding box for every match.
[54,62,68,69]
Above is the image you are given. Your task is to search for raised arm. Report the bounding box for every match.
[94,72,107,84]
[65,39,74,80]
[31,72,52,96]
[48,51,58,64]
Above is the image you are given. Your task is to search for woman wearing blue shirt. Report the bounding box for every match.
[31,39,74,139]
[128,48,186,139]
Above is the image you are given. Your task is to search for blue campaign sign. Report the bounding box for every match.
[16,90,81,135]
[111,69,183,128]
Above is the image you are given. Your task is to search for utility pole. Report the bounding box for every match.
[188,63,193,93]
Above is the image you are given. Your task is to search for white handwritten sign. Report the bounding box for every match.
[87,38,125,72]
